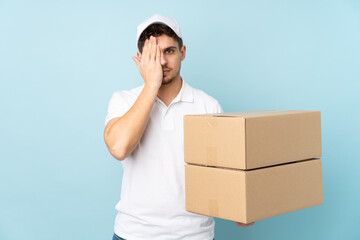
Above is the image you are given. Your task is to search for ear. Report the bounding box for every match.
[180,45,186,61]
[137,51,141,59]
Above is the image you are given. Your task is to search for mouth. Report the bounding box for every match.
[163,69,170,75]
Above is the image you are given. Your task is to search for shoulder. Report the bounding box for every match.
[105,85,144,126]
[110,84,144,104]
[185,82,222,113]
[113,84,144,99]
[187,82,220,105]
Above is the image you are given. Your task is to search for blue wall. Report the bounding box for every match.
[1,0,359,239]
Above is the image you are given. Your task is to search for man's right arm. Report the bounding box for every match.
[104,86,158,160]
[104,35,162,160]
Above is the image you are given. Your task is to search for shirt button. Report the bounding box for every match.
[162,114,174,130]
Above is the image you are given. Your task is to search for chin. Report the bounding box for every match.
[161,77,174,85]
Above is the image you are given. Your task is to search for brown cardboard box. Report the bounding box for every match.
[185,158,323,224]
[184,110,321,170]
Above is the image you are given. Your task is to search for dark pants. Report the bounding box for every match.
[113,233,214,240]
[112,233,126,240]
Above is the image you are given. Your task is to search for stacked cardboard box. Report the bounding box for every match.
[184,110,323,224]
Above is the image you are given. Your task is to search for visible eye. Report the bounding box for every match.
[165,49,174,54]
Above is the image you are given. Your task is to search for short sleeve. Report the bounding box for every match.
[215,101,224,114]
[104,92,130,126]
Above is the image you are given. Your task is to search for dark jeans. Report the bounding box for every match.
[112,233,126,240]
[113,233,214,240]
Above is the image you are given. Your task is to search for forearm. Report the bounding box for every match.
[105,35,162,160]
[105,85,158,160]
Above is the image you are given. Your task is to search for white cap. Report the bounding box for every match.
[136,14,182,42]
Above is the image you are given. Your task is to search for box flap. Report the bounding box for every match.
[185,110,319,119]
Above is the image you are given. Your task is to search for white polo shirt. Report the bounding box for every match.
[105,79,223,240]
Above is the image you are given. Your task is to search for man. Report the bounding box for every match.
[104,14,254,240]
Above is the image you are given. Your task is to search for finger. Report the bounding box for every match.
[150,36,157,61]
[156,45,160,64]
[141,39,149,62]
[144,39,151,61]
[235,222,253,227]
[245,222,254,227]
[147,36,154,60]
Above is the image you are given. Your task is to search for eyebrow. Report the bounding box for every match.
[163,46,177,51]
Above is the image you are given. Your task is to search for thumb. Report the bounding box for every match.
[132,56,141,69]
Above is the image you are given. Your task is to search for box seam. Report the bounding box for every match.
[244,118,247,169]
[244,173,248,223]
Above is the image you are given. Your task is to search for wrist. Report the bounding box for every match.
[143,83,160,97]
[144,82,160,92]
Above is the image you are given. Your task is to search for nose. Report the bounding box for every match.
[160,51,167,66]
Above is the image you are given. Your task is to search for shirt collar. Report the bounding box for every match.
[155,77,194,104]
[177,78,194,103]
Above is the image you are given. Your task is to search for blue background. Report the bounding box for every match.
[1,0,359,239]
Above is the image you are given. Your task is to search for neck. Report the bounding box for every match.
[157,75,183,107]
